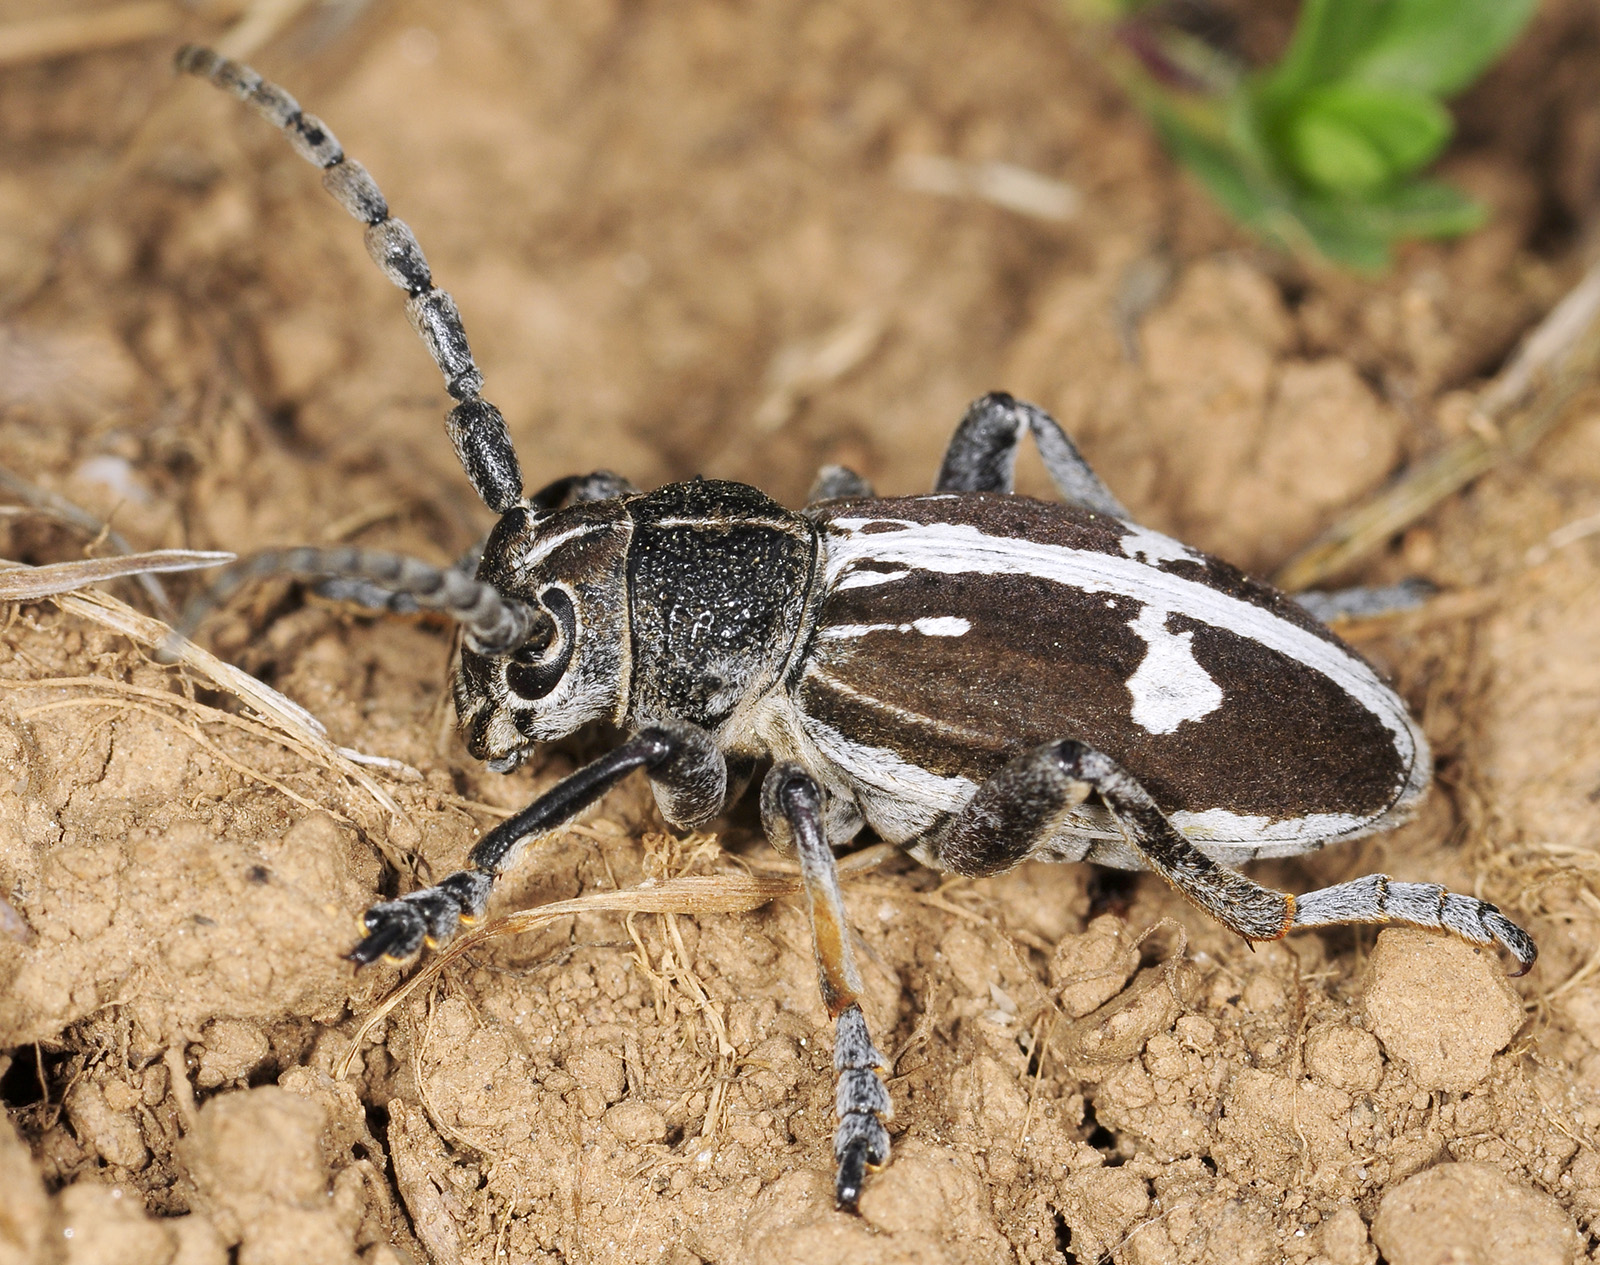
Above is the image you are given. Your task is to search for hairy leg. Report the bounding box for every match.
[918,738,1536,971]
[935,392,1127,517]
[761,765,892,1212]
[351,721,726,963]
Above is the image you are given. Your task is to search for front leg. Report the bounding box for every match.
[919,739,1536,971]
[761,765,892,1213]
[350,720,726,964]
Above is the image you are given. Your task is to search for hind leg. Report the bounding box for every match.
[917,738,1537,971]
[1293,579,1435,624]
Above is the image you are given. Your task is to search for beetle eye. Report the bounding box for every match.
[504,587,576,700]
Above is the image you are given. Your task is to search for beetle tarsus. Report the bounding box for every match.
[832,1003,892,1213]
[1291,877,1538,973]
[834,1122,889,1213]
[349,868,496,965]
[348,902,426,965]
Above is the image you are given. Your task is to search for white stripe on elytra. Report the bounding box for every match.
[1169,806,1369,846]
[1124,604,1222,734]
[824,516,1417,755]
[836,567,910,590]
[1118,520,1198,567]
[818,615,971,640]
[804,662,994,747]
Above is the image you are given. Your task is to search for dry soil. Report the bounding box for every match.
[4,3,1600,1264]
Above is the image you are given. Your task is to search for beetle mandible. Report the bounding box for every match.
[174,47,1536,1213]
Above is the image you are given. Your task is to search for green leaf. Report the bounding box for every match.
[1122,0,1513,271]
[1289,109,1390,192]
[1356,177,1486,236]
[1285,84,1452,191]
[1261,0,1537,102]
[1346,0,1538,96]
[1288,202,1395,270]
[1263,0,1387,97]
[1296,180,1484,264]
[1154,112,1277,228]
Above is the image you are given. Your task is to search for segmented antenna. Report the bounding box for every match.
[175,46,525,514]
[175,547,554,656]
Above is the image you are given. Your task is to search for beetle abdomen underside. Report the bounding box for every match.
[799,494,1428,856]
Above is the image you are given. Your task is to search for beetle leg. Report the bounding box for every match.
[807,464,875,504]
[1292,578,1435,624]
[349,721,726,965]
[1288,876,1537,973]
[934,392,1128,518]
[919,739,1537,971]
[760,765,892,1214]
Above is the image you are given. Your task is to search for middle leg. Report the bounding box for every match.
[761,764,892,1213]
[807,464,875,504]
[935,392,1128,517]
[1292,579,1435,624]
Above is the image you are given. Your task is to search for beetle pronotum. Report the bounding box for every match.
[173,46,1536,1211]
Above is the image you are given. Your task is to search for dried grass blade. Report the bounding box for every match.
[0,550,233,600]
[0,465,178,614]
[1275,256,1600,591]
[51,587,414,845]
[338,872,802,1077]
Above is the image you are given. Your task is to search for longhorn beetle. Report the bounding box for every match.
[174,47,1536,1213]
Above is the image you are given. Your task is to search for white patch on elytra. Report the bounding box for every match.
[836,567,911,590]
[1118,521,1197,568]
[1123,605,1222,734]
[819,616,971,640]
[912,616,969,636]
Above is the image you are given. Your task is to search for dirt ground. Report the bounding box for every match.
[3,1,1600,1262]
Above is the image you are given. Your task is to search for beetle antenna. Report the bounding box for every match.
[173,548,553,656]
[175,46,525,515]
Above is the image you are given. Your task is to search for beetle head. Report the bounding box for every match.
[454,501,632,770]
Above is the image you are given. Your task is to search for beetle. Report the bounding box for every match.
[175,47,1536,1213]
